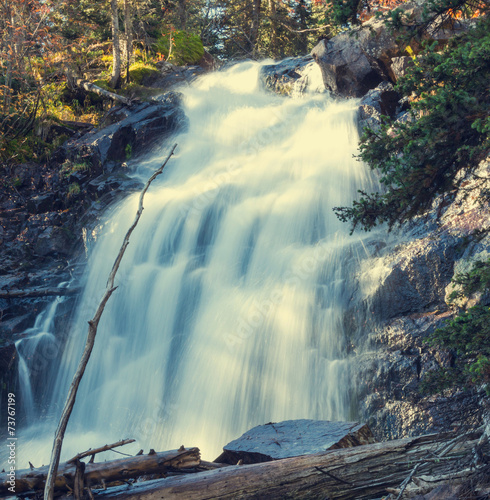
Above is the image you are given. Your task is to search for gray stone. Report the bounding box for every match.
[27,193,57,214]
[260,56,319,96]
[311,36,383,97]
[358,81,400,133]
[391,56,415,82]
[34,226,72,257]
[150,62,205,89]
[215,419,375,464]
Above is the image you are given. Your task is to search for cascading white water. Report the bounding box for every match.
[14,291,68,427]
[9,60,376,468]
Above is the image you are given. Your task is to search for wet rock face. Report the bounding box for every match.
[0,92,187,347]
[351,160,490,441]
[259,56,322,96]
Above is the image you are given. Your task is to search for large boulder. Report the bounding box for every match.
[311,35,385,98]
[215,419,375,465]
[310,2,474,97]
[310,6,405,97]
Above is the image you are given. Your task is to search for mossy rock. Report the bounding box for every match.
[128,63,160,85]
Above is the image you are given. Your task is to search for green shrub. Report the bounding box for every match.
[153,30,204,66]
[60,159,90,177]
[422,259,490,395]
[67,182,81,198]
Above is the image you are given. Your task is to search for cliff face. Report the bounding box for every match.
[352,159,490,440]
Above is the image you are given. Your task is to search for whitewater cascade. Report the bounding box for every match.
[10,61,376,467]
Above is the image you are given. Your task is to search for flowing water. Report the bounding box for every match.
[9,60,376,467]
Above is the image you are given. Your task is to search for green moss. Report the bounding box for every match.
[127,63,159,85]
[60,159,90,177]
[93,79,111,91]
[153,30,204,66]
[67,182,81,198]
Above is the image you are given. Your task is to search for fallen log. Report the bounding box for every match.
[0,287,81,299]
[0,447,200,496]
[71,78,131,106]
[92,430,488,500]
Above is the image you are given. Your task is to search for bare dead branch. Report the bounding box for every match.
[67,439,136,464]
[43,143,178,500]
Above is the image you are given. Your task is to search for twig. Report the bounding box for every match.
[67,439,136,463]
[43,143,178,500]
[396,463,420,500]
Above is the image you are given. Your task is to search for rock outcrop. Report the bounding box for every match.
[310,11,402,97]
[357,81,402,133]
[259,56,326,96]
[61,93,186,173]
[0,93,186,352]
[351,159,490,441]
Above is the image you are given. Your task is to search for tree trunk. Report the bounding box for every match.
[92,431,488,500]
[296,0,308,53]
[1,448,200,495]
[249,0,261,57]
[124,0,133,84]
[110,0,122,89]
[178,0,187,30]
[268,0,278,58]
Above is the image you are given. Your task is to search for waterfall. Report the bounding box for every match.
[14,292,68,427]
[8,60,376,468]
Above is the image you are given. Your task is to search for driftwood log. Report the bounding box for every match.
[0,447,200,496]
[92,430,489,500]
